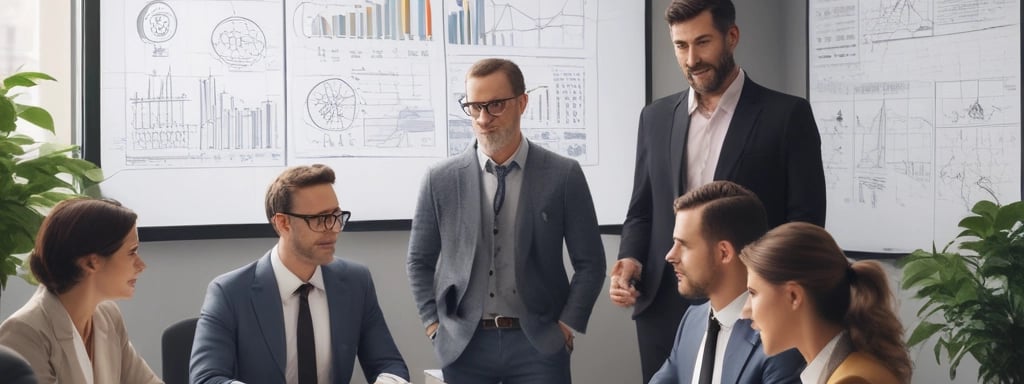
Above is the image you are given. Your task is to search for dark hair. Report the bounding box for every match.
[673,180,767,251]
[665,0,736,34]
[467,58,526,96]
[264,164,336,222]
[30,198,138,295]
[739,222,912,383]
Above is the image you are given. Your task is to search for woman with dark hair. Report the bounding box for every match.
[0,198,161,384]
[739,222,911,384]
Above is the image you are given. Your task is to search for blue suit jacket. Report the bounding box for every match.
[407,141,606,366]
[650,302,804,384]
[189,252,409,384]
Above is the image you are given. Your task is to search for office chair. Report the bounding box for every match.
[0,344,38,384]
[161,317,199,384]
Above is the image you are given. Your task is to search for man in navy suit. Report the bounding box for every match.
[649,181,803,384]
[407,58,606,383]
[190,164,409,384]
[609,0,826,381]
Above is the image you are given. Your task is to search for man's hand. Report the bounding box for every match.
[609,258,642,307]
[426,321,439,339]
[558,321,575,352]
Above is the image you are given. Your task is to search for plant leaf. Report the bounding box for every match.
[908,321,945,346]
[16,105,55,133]
[0,96,16,132]
[3,71,55,90]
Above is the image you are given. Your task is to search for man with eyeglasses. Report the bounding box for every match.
[407,58,606,383]
[191,164,410,384]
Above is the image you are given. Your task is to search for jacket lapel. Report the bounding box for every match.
[670,92,690,197]
[456,145,481,277]
[715,79,761,180]
[676,304,708,380]
[515,141,540,276]
[251,252,287,377]
[39,289,90,384]
[323,263,351,374]
[721,318,760,384]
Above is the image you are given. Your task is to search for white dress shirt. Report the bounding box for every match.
[686,69,746,192]
[271,246,408,384]
[272,246,333,384]
[800,331,845,384]
[69,314,94,384]
[690,291,749,384]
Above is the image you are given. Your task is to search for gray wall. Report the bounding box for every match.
[0,1,981,383]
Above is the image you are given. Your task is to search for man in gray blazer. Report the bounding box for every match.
[407,58,606,384]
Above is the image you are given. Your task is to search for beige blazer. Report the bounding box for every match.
[0,287,161,384]
[826,352,902,384]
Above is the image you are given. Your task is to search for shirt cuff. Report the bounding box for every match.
[375,373,411,384]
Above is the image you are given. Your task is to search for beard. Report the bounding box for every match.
[677,262,718,300]
[476,125,519,155]
[685,50,736,95]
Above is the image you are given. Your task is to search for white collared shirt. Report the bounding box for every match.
[800,331,845,384]
[272,245,332,384]
[690,291,749,384]
[67,313,94,384]
[685,69,746,192]
[271,246,409,384]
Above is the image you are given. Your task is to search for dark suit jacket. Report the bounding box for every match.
[620,77,826,316]
[0,345,37,384]
[407,140,606,366]
[649,302,804,384]
[189,252,408,384]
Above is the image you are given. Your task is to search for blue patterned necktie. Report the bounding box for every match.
[492,162,518,215]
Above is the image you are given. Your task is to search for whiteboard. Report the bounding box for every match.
[808,0,1021,253]
[92,0,645,229]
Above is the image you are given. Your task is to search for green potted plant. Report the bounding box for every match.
[1,71,103,294]
[901,199,1024,383]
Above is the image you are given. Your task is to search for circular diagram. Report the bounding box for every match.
[137,1,178,44]
[210,16,267,68]
[307,78,358,131]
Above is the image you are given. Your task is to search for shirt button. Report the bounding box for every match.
[490,293,495,298]
[489,270,494,276]
[493,228,499,234]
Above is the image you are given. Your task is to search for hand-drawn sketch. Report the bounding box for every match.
[810,0,1020,252]
[137,1,178,57]
[211,16,268,69]
[307,78,359,131]
[445,0,584,48]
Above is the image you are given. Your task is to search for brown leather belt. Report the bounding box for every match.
[480,316,520,329]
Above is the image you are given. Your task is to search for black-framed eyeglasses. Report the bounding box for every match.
[459,94,521,118]
[280,210,351,232]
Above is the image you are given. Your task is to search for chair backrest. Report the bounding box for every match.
[161,317,199,384]
[0,344,38,384]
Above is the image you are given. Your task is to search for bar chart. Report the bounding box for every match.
[446,0,584,48]
[199,75,279,151]
[298,0,433,41]
[127,70,280,153]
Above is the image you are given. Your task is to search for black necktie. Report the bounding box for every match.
[296,283,317,384]
[698,311,720,384]
[492,162,518,215]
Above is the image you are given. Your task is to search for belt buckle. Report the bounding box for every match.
[494,315,507,329]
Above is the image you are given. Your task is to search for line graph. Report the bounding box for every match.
[446,0,584,48]
[861,0,934,43]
